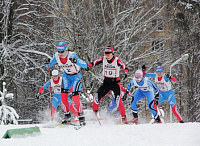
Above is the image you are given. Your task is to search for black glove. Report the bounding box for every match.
[142,65,146,71]
[36,93,40,99]
[122,89,129,101]
[69,57,77,63]
[123,73,128,79]
[85,66,90,71]
[165,73,171,79]
[45,58,51,64]
[154,92,159,105]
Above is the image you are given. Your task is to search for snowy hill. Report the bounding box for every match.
[0,120,200,146]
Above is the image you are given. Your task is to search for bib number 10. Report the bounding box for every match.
[105,70,113,75]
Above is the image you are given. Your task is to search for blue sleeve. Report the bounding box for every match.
[71,53,87,68]
[46,54,57,68]
[43,81,50,90]
[127,80,134,91]
[147,80,159,93]
[144,73,156,78]
[163,75,170,82]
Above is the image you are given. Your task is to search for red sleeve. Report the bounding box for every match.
[38,87,44,94]
[142,70,146,76]
[171,76,177,82]
[117,58,129,74]
[89,56,104,68]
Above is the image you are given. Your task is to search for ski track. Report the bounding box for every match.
[0,121,200,146]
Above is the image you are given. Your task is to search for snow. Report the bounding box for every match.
[0,121,200,146]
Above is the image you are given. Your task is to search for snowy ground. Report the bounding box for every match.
[0,119,200,146]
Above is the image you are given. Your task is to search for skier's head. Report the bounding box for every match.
[134,69,143,82]
[57,42,68,58]
[104,46,114,60]
[52,70,59,80]
[156,66,164,77]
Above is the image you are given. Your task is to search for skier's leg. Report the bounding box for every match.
[147,91,161,123]
[51,95,60,120]
[61,73,72,123]
[130,90,143,124]
[167,91,183,122]
[93,84,110,112]
[68,97,78,117]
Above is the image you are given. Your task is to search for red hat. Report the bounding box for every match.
[104,46,114,53]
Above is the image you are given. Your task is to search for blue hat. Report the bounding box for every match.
[156,66,164,72]
[57,42,68,51]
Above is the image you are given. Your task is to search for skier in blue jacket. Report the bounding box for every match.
[144,66,184,123]
[123,69,162,124]
[46,42,87,125]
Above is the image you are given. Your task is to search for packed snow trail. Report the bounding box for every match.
[0,121,200,146]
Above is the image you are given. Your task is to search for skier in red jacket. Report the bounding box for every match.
[86,46,129,123]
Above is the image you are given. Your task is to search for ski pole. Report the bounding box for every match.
[73,64,102,126]
[48,63,53,121]
[88,70,103,83]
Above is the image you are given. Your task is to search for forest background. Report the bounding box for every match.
[0,0,199,123]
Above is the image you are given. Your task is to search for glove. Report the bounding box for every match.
[36,93,40,99]
[45,58,51,64]
[123,73,128,79]
[69,57,77,63]
[142,65,146,71]
[165,73,171,79]
[85,66,90,71]
[122,89,129,101]
[154,92,159,105]
[154,98,159,105]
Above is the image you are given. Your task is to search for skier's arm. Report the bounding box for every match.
[70,53,87,68]
[148,80,159,104]
[38,81,50,94]
[148,80,159,93]
[88,56,104,68]
[127,80,134,91]
[164,74,177,82]
[117,58,129,74]
[144,73,156,78]
[46,55,57,68]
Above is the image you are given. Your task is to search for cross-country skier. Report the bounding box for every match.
[36,70,79,121]
[46,42,87,125]
[123,69,162,124]
[86,46,129,123]
[144,65,184,123]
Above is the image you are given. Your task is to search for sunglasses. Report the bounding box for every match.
[135,76,142,81]
[58,51,65,53]
[105,52,113,56]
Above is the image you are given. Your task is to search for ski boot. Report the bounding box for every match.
[130,117,138,124]
[78,112,86,126]
[62,112,71,124]
[122,116,128,124]
[153,115,162,124]
[130,111,138,124]
[180,120,184,123]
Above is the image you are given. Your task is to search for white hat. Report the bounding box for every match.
[134,69,143,78]
[52,70,59,76]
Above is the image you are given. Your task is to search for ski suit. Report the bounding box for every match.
[38,77,78,119]
[144,73,183,122]
[88,55,129,117]
[47,51,87,114]
[107,86,130,116]
[127,77,159,118]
